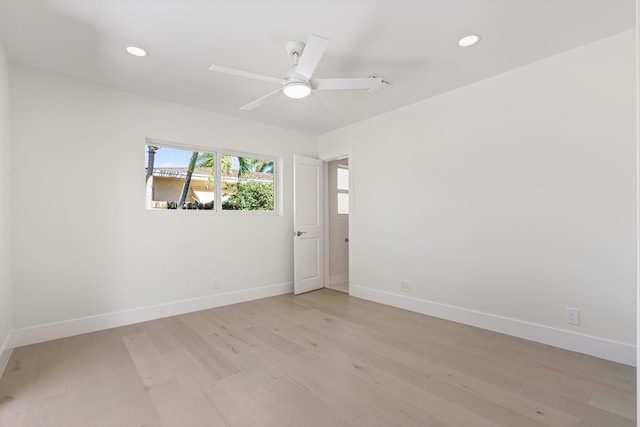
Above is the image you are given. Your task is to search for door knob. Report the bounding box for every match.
[295,231,307,237]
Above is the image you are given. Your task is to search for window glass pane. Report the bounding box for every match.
[145,144,277,213]
[145,145,215,210]
[221,155,275,211]
[337,167,349,190]
[337,193,349,215]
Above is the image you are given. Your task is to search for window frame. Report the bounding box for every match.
[336,164,349,215]
[145,138,281,215]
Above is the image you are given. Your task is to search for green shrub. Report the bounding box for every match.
[222,181,274,211]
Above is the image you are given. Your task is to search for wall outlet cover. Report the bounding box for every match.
[565,307,580,325]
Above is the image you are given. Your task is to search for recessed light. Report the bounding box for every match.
[458,35,480,47]
[126,46,147,57]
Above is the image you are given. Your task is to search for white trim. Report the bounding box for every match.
[0,331,13,377]
[322,160,330,289]
[351,286,636,366]
[319,150,353,296]
[11,282,292,348]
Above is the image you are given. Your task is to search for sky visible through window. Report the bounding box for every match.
[145,146,193,168]
[145,146,240,169]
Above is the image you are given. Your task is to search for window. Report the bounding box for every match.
[145,143,276,212]
[220,154,275,211]
[337,165,349,215]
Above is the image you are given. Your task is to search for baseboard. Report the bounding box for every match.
[0,330,13,377]
[11,282,293,348]
[8,283,635,366]
[350,286,636,367]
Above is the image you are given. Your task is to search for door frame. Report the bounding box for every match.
[320,150,353,295]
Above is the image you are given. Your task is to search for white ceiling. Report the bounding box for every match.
[0,0,634,135]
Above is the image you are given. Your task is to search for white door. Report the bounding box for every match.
[293,155,324,294]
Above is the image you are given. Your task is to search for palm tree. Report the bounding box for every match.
[250,158,274,173]
[196,153,231,175]
[145,145,161,209]
[177,151,199,208]
[195,154,254,187]
[146,145,160,181]
[236,157,252,182]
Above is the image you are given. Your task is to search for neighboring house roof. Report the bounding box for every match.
[149,167,273,181]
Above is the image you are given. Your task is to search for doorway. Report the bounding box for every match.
[325,158,349,293]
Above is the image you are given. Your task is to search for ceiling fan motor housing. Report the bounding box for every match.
[285,40,306,59]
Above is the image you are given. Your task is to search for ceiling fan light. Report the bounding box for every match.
[283,82,311,99]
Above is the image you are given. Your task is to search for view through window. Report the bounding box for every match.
[145,144,276,212]
[337,165,349,215]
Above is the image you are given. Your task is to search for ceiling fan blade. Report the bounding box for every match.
[295,34,330,80]
[239,87,283,111]
[313,77,384,90]
[304,92,330,115]
[209,64,281,84]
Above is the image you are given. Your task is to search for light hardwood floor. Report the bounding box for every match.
[0,289,635,426]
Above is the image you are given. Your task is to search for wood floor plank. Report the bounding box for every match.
[0,355,37,427]
[22,390,70,427]
[160,347,217,399]
[163,316,241,380]
[139,317,185,354]
[27,341,70,402]
[588,391,636,420]
[520,383,636,427]
[288,350,432,426]
[0,289,635,427]
[245,325,306,356]
[123,332,175,386]
[258,375,353,427]
[204,382,267,426]
[181,310,286,383]
[180,395,231,427]
[214,372,310,427]
[108,383,161,427]
[293,342,503,427]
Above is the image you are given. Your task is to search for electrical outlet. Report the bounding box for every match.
[213,279,220,290]
[400,280,411,292]
[565,307,580,325]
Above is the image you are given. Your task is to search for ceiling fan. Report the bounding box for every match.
[209,34,387,111]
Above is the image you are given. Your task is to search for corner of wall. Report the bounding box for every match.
[0,38,12,378]
[635,0,639,410]
[0,331,13,376]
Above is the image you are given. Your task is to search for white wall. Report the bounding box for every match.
[319,30,637,364]
[0,41,12,371]
[636,0,640,410]
[10,66,316,338]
